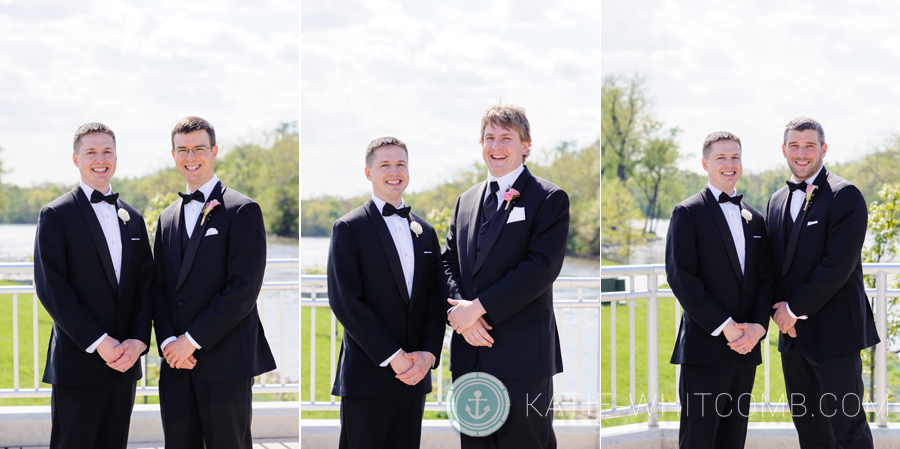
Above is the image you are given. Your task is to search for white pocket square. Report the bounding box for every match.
[204,228,219,236]
[423,251,432,254]
[753,235,762,239]
[131,237,140,241]
[507,207,526,224]
[807,221,818,226]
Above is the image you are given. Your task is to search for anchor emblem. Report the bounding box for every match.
[465,390,491,419]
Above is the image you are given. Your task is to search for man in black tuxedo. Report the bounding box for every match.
[442,104,569,449]
[34,122,154,448]
[766,117,879,448]
[665,131,773,448]
[151,116,276,449]
[327,136,445,449]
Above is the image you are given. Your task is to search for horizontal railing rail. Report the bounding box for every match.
[600,263,898,427]
[0,259,299,399]
[300,275,602,420]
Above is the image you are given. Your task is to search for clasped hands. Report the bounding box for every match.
[96,335,147,373]
[723,320,766,355]
[390,350,435,386]
[447,298,494,348]
[162,334,199,370]
[771,301,798,338]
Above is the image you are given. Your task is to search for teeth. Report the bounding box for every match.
[92,168,107,173]
[387,180,400,185]
[185,165,200,171]
[492,155,507,159]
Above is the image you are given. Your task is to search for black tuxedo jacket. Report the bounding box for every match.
[765,168,879,358]
[666,187,773,367]
[151,182,275,381]
[34,187,153,386]
[327,198,445,399]
[442,166,568,379]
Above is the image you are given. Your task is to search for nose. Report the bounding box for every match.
[185,150,198,161]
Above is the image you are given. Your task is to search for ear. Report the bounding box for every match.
[821,143,827,158]
[522,141,531,155]
[782,144,787,159]
[365,166,372,181]
[701,158,708,173]
[72,152,79,167]
[211,145,219,160]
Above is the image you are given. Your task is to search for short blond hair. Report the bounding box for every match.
[480,104,531,162]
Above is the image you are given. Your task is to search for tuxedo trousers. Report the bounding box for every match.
[453,355,557,449]
[338,386,427,449]
[678,357,755,449]
[159,371,253,449]
[782,346,873,449]
[49,374,136,449]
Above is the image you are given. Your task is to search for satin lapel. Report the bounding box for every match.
[176,183,222,291]
[741,204,753,289]
[365,200,410,305]
[409,215,423,309]
[771,188,788,271]
[472,168,532,276]
[702,187,743,283]
[73,188,118,291]
[782,202,809,277]
[116,201,132,294]
[169,201,184,286]
[464,181,487,272]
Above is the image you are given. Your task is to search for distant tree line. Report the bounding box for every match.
[0,123,299,238]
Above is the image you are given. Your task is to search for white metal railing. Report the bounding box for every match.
[0,259,299,398]
[600,263,900,428]
[300,275,602,420]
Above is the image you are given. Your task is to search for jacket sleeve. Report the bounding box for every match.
[440,196,465,315]
[150,215,176,351]
[751,217,774,333]
[421,228,447,368]
[129,213,154,354]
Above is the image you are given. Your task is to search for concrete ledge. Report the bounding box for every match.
[301,419,600,449]
[601,422,900,448]
[0,402,299,447]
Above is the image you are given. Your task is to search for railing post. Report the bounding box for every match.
[877,270,888,427]
[648,272,659,427]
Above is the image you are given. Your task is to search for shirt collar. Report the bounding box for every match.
[80,182,112,199]
[187,174,219,202]
[790,165,825,185]
[487,164,525,192]
[371,195,405,215]
[707,183,737,200]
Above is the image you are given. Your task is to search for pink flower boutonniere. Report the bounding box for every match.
[200,199,220,225]
[803,184,818,211]
[502,188,521,210]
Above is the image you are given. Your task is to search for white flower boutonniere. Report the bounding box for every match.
[117,208,130,224]
[741,208,752,224]
[410,221,423,238]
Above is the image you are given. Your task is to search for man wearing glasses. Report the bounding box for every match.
[150,116,276,448]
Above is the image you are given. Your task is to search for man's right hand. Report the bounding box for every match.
[460,317,494,347]
[722,320,744,342]
[389,349,413,375]
[96,335,123,363]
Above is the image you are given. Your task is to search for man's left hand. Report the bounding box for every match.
[107,339,147,373]
[395,351,435,386]
[772,302,798,332]
[727,323,766,354]
[447,298,486,332]
[163,334,197,369]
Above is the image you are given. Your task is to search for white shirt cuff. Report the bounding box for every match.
[711,317,733,337]
[86,333,108,353]
[786,304,808,320]
[185,332,202,349]
[380,348,403,367]
[160,336,177,351]
[447,305,456,317]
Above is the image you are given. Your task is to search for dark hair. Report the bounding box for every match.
[73,122,116,153]
[171,116,216,148]
[480,104,532,161]
[365,136,408,167]
[701,131,741,159]
[784,116,825,146]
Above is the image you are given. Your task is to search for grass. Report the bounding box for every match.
[601,296,900,427]
[601,258,620,266]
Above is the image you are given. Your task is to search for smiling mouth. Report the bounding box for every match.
[722,171,736,176]
[184,165,201,172]
[91,167,109,173]
[490,155,507,160]
[386,180,402,185]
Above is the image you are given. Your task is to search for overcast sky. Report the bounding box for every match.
[602,0,900,175]
[301,0,600,199]
[0,0,298,187]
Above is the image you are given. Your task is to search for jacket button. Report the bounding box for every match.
[477,246,481,252]
[178,301,185,306]
[479,229,485,235]
[473,287,479,293]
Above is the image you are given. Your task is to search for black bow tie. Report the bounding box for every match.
[90,190,119,205]
[179,191,205,205]
[718,192,743,206]
[787,181,809,192]
[382,203,411,219]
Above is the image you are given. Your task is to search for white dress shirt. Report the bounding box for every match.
[784,165,824,321]
[707,184,746,337]
[80,182,123,353]
[160,175,220,352]
[486,164,525,212]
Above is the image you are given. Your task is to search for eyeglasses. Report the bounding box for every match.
[173,146,211,157]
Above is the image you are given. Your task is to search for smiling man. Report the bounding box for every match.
[150,116,275,448]
[327,136,445,449]
[442,104,569,449]
[34,122,154,448]
[765,117,878,449]
[665,131,773,448]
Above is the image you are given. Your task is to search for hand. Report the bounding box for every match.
[96,335,123,363]
[107,339,147,372]
[772,302,798,333]
[176,356,198,370]
[460,317,494,347]
[447,298,486,332]
[727,323,765,354]
[786,326,797,338]
[395,351,435,386]
[162,334,197,369]
[389,350,413,375]
[721,320,744,342]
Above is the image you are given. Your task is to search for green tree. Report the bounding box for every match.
[601,178,643,264]
[632,128,682,233]
[143,192,180,248]
[602,75,654,181]
[426,207,452,251]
